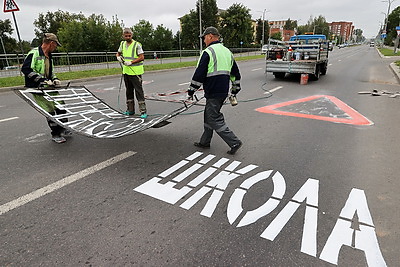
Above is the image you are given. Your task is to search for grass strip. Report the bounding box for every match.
[0,55,264,88]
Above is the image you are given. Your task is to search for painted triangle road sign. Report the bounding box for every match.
[256,95,373,125]
[3,0,19,12]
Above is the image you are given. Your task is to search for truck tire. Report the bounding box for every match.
[321,63,327,75]
[311,66,320,80]
[273,72,285,79]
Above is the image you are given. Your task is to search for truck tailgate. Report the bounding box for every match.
[266,60,317,74]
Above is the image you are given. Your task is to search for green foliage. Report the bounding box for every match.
[132,20,154,50]
[153,25,174,51]
[385,6,400,45]
[271,32,282,40]
[180,10,200,49]
[197,0,219,30]
[255,18,269,45]
[180,0,218,50]
[33,10,85,40]
[284,18,297,30]
[57,14,122,52]
[219,3,253,47]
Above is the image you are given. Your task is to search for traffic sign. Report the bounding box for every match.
[3,0,19,13]
[396,26,400,36]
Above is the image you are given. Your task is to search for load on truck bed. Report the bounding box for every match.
[265,34,330,80]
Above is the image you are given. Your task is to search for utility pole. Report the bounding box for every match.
[382,0,396,35]
[199,0,203,53]
[262,9,266,47]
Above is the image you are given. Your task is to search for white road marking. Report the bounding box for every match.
[328,64,333,66]
[251,68,263,71]
[179,82,191,86]
[0,117,19,123]
[25,133,47,143]
[265,86,283,94]
[103,87,116,91]
[0,151,136,216]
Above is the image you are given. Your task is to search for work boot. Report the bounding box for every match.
[123,111,135,115]
[227,141,242,155]
[52,135,66,144]
[126,99,135,114]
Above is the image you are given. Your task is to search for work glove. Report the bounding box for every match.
[123,61,133,66]
[53,79,61,86]
[43,79,54,86]
[231,84,241,95]
[187,88,195,100]
[116,56,124,63]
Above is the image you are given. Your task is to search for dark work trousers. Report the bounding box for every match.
[123,74,146,113]
[200,98,241,148]
[48,109,67,137]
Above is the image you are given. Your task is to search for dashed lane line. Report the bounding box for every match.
[0,151,137,216]
[0,117,19,123]
[265,86,283,94]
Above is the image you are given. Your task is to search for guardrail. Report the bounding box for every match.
[0,48,261,78]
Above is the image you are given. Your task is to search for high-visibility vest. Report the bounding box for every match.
[27,47,57,80]
[200,42,237,83]
[119,40,144,75]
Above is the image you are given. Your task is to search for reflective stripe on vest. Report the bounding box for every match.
[27,48,56,80]
[200,43,233,77]
[121,40,144,75]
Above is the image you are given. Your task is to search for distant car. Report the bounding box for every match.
[370,42,375,47]
[329,42,334,51]
[3,66,18,70]
[261,45,269,54]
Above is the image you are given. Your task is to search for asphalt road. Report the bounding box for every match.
[1,45,399,266]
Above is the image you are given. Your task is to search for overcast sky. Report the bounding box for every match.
[0,0,396,42]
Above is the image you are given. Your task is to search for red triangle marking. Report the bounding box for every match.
[255,95,373,125]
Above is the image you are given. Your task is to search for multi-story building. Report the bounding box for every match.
[268,20,296,41]
[329,21,354,43]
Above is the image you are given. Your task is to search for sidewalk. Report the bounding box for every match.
[377,47,400,83]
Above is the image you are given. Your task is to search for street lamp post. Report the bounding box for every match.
[382,0,396,33]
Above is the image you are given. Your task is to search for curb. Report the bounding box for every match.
[389,62,400,83]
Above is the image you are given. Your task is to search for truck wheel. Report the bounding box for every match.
[273,72,285,79]
[321,63,327,75]
[311,66,320,80]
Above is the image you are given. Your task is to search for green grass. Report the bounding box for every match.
[0,55,264,88]
[379,48,400,56]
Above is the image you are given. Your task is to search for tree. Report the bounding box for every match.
[255,18,269,45]
[180,0,219,50]
[180,10,200,49]
[152,25,174,51]
[132,20,154,50]
[271,32,282,41]
[296,15,329,36]
[33,10,85,40]
[354,29,364,43]
[284,18,297,30]
[197,0,219,30]
[385,6,400,45]
[219,3,253,47]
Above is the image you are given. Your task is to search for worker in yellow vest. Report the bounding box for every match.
[188,26,242,155]
[116,28,147,119]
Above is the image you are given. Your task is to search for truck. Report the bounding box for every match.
[265,34,330,81]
